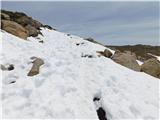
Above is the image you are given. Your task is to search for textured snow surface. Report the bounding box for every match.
[1,28,159,119]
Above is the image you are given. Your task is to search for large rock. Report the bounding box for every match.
[27,58,44,76]
[15,16,31,26]
[112,50,140,71]
[1,20,28,39]
[141,58,160,78]
[1,10,45,37]
[15,16,42,29]
[1,13,10,20]
[25,24,38,37]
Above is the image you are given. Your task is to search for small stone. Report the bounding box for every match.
[27,58,44,76]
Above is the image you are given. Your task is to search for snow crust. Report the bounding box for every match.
[1,28,159,119]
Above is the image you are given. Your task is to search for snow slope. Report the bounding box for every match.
[1,28,159,119]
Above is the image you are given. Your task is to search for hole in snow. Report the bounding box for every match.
[93,97,100,101]
[76,42,85,46]
[93,95,107,120]
[97,107,107,120]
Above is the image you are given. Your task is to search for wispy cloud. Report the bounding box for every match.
[2,1,159,45]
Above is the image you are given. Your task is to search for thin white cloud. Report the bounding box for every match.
[1,1,159,45]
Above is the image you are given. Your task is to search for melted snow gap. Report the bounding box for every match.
[93,96,107,120]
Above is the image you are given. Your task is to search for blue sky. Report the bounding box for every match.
[1,1,159,45]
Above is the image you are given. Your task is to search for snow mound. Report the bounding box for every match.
[1,28,159,119]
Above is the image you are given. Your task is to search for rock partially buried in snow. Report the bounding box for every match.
[1,20,28,39]
[141,58,160,78]
[27,58,44,76]
[97,49,113,58]
[112,50,140,71]
[103,49,113,58]
[0,64,14,71]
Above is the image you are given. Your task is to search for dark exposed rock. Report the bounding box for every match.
[93,96,107,120]
[8,64,14,70]
[97,107,107,120]
[97,49,113,58]
[1,10,27,21]
[76,43,80,46]
[76,42,85,46]
[0,64,14,71]
[15,16,42,29]
[67,34,70,36]
[43,25,55,30]
[39,40,44,43]
[81,53,94,58]
[103,49,113,58]
[9,81,16,84]
[15,16,31,26]
[93,97,100,101]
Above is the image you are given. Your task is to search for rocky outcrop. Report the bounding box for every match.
[1,20,28,39]
[15,16,42,29]
[141,58,160,78]
[27,58,44,76]
[112,50,140,71]
[1,10,55,39]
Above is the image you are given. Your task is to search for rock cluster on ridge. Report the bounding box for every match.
[1,10,54,39]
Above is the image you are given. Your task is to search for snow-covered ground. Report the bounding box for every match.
[147,53,160,62]
[1,28,159,119]
[136,60,143,66]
